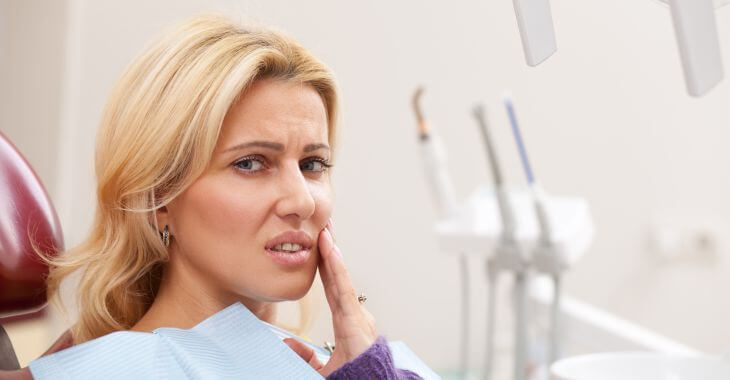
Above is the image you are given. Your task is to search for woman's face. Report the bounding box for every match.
[160,79,332,309]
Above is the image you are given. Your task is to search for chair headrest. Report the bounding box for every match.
[0,132,64,317]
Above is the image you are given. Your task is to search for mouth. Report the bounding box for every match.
[264,230,313,267]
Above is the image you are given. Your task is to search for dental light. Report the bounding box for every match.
[512,0,729,96]
[659,0,726,96]
[513,0,557,66]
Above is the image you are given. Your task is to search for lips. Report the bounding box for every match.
[265,230,313,251]
[265,230,313,267]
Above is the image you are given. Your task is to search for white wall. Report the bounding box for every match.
[0,2,6,74]
[0,0,66,193]
[5,0,730,372]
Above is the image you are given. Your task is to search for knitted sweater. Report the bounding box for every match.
[328,336,422,379]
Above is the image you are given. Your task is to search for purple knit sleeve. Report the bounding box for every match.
[326,336,423,380]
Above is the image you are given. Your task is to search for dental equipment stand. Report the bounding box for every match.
[412,88,471,378]
[436,97,593,380]
[436,187,593,379]
[472,105,524,380]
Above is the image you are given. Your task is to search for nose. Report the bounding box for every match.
[274,164,316,222]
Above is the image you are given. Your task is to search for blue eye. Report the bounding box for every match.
[300,158,332,173]
[234,156,265,173]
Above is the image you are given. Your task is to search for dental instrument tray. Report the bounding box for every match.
[435,184,594,267]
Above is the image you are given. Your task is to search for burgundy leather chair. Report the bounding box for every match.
[0,132,64,370]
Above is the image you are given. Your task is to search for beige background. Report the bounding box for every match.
[2,0,730,373]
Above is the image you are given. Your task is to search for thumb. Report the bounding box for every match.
[283,338,325,371]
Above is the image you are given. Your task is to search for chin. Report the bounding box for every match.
[258,271,316,302]
[276,288,309,301]
[279,277,316,300]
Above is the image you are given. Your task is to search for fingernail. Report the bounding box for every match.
[324,228,343,260]
[324,227,334,244]
[327,217,336,238]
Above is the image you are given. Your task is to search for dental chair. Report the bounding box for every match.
[0,132,64,370]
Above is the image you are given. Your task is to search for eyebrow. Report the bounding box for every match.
[303,143,330,153]
[223,141,329,154]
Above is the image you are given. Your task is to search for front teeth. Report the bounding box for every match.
[273,243,303,252]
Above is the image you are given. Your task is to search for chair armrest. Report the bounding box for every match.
[0,368,32,380]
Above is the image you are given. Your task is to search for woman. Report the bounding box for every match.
[8,14,422,379]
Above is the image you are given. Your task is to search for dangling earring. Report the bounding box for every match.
[161,225,170,247]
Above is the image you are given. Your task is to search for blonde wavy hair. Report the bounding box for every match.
[45,14,339,344]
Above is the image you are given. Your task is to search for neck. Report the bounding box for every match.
[131,255,276,332]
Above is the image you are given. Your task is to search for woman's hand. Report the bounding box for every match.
[284,220,377,376]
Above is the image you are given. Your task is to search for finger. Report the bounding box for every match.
[320,228,351,310]
[363,308,377,335]
[321,229,360,316]
[319,264,339,311]
[318,229,340,309]
[326,218,336,240]
[283,338,325,371]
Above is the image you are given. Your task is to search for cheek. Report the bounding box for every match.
[207,192,267,236]
[171,177,270,250]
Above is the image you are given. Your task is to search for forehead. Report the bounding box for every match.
[218,79,328,148]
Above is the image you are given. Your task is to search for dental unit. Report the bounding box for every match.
[431,95,593,380]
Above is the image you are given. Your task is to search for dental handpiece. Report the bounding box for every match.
[412,87,470,377]
[503,95,552,243]
[411,87,458,218]
[473,105,517,242]
[473,104,515,380]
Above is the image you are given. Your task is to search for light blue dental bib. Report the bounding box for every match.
[29,303,323,379]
